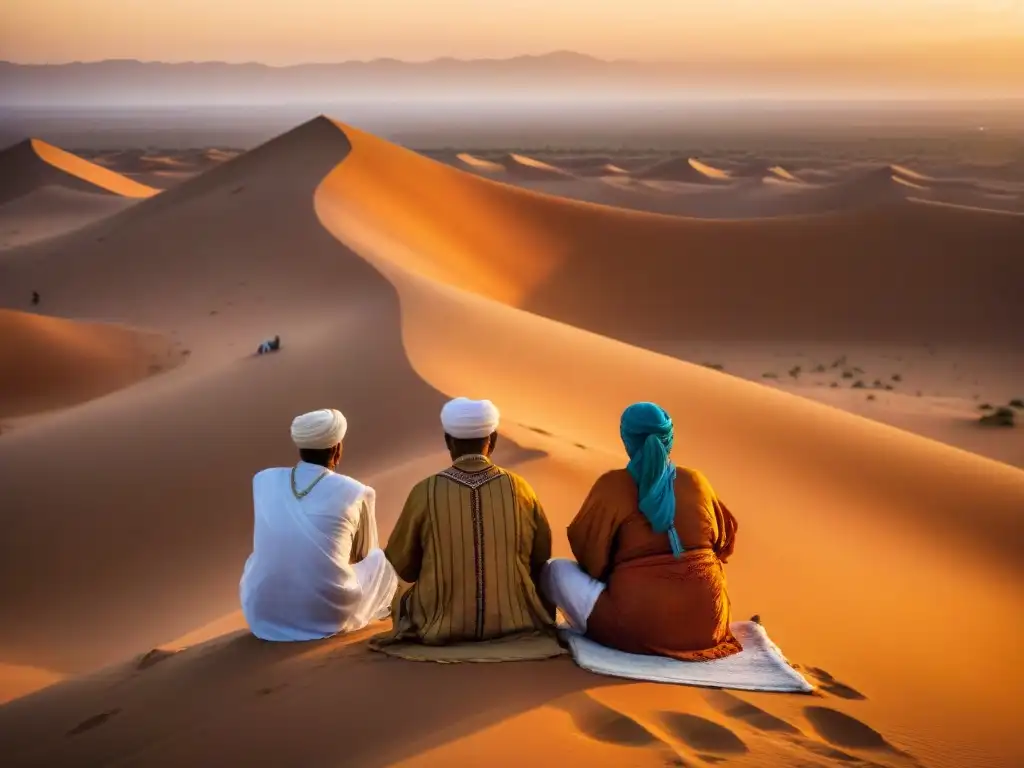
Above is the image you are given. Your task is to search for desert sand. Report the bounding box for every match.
[0,139,160,249]
[0,118,1022,768]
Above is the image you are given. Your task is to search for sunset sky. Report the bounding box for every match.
[2,0,1022,64]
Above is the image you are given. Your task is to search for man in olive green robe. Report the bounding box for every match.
[378,397,556,646]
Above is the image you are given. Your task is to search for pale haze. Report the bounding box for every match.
[2,0,1022,64]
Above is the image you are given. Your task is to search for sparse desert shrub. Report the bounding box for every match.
[979,407,1015,427]
[1010,399,1024,409]
[788,365,802,379]
[884,384,894,391]
[892,374,902,382]
[853,366,864,374]
[979,403,993,411]
[830,355,847,369]
[762,372,778,379]
[702,362,725,371]
[829,382,839,388]
[841,370,854,379]
[813,364,826,373]
[852,380,866,389]
[916,390,922,397]
[867,394,876,401]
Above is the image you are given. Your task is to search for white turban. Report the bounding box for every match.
[440,397,500,439]
[291,409,347,449]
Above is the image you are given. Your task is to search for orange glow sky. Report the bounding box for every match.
[2,0,1022,65]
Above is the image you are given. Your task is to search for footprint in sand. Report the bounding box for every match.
[563,693,659,747]
[525,425,553,436]
[699,692,882,766]
[657,713,749,757]
[701,691,802,735]
[803,706,915,765]
[803,667,867,700]
[66,708,121,737]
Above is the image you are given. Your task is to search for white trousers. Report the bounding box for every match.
[345,548,397,631]
[540,558,606,633]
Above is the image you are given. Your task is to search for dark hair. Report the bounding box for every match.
[299,446,336,466]
[445,433,497,458]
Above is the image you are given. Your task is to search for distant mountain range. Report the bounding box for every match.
[1,44,1021,106]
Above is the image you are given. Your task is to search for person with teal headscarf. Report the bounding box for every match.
[620,402,684,557]
[541,401,742,660]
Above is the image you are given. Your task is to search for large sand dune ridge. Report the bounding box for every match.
[0,139,158,206]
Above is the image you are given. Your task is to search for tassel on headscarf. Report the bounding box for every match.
[620,402,682,557]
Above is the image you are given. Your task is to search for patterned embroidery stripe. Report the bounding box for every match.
[470,487,486,639]
[440,465,501,490]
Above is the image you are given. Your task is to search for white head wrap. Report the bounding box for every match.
[291,408,347,449]
[440,397,500,439]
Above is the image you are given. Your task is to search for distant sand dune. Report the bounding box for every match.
[767,166,801,183]
[891,174,929,191]
[501,152,575,180]
[890,163,932,182]
[0,140,158,206]
[0,309,181,418]
[637,156,732,183]
[456,152,504,173]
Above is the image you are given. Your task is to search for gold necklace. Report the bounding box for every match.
[291,465,329,500]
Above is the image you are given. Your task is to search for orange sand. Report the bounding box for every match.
[0,119,1022,768]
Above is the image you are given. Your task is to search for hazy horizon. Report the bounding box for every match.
[2,1,1023,98]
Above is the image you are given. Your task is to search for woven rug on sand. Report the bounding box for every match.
[560,620,813,693]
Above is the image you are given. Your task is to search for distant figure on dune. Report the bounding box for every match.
[542,402,742,660]
[31,290,39,306]
[239,408,397,641]
[373,398,557,650]
[256,335,281,355]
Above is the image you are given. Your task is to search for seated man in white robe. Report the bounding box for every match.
[240,408,397,641]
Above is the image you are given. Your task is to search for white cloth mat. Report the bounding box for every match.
[559,620,814,693]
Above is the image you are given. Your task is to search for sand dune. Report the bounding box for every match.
[637,156,734,183]
[0,140,158,206]
[0,186,139,249]
[1,117,1023,768]
[304,124,1024,345]
[0,309,183,419]
[766,166,801,183]
[456,152,505,173]
[0,118,447,676]
[890,164,932,182]
[499,152,576,180]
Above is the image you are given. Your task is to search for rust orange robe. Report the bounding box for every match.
[567,467,741,661]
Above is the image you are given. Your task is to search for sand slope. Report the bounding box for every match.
[305,124,1024,346]
[0,139,158,206]
[0,186,139,249]
[1,118,1023,768]
[0,309,182,419]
